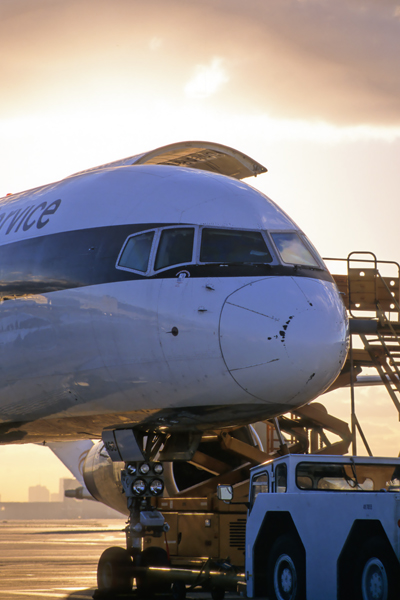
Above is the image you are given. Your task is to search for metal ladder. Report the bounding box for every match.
[328,251,400,454]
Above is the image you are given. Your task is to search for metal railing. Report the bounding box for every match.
[325,252,400,455]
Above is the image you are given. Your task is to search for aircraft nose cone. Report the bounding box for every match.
[219,277,348,408]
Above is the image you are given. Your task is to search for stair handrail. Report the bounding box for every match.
[324,254,400,321]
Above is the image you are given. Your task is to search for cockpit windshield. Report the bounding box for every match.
[118,231,154,272]
[200,228,273,264]
[271,232,319,267]
[154,228,194,271]
[117,226,326,275]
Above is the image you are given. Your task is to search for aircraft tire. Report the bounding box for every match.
[267,534,305,600]
[97,546,133,594]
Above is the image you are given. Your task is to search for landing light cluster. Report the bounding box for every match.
[126,462,164,497]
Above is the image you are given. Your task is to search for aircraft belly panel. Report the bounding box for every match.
[0,281,169,421]
[0,292,102,421]
[0,277,271,424]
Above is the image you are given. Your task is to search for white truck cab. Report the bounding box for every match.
[241,454,400,600]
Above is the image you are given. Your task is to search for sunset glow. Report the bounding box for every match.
[1,0,400,500]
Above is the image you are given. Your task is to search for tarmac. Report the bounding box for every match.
[0,520,242,600]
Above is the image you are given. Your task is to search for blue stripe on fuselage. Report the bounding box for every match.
[0,224,334,300]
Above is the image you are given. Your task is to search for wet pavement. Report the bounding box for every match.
[0,519,127,599]
[0,520,242,600]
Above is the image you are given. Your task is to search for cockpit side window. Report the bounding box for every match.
[154,227,194,271]
[271,232,319,267]
[118,230,155,273]
[200,228,273,264]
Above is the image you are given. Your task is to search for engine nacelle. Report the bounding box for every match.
[82,441,188,513]
[83,425,262,514]
[83,441,128,515]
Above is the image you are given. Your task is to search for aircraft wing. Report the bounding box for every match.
[47,440,94,486]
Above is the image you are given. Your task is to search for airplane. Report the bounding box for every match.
[0,141,349,587]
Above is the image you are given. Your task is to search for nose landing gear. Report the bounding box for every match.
[94,427,243,598]
[96,459,169,597]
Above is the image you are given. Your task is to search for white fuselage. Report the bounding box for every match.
[0,164,348,443]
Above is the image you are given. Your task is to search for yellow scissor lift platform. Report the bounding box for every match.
[143,400,352,572]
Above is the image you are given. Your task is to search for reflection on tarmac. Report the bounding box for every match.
[0,520,241,600]
[0,519,126,599]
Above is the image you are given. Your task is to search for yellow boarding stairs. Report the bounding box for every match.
[328,251,400,455]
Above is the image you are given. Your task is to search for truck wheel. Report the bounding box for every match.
[267,534,305,600]
[97,546,133,593]
[361,557,388,600]
[355,537,397,600]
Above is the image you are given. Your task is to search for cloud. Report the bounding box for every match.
[0,0,399,126]
[184,57,229,99]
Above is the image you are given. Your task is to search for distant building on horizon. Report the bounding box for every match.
[62,477,80,498]
[50,477,80,502]
[2,476,122,519]
[28,484,50,502]
[50,491,61,502]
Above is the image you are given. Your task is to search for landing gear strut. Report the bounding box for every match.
[96,427,212,596]
[121,460,168,555]
[96,432,170,597]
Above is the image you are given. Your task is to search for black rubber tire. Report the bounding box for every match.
[267,534,306,600]
[140,546,170,568]
[354,537,399,600]
[211,587,225,600]
[136,546,171,597]
[172,581,187,600]
[97,546,133,594]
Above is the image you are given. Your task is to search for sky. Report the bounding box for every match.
[0,0,400,501]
